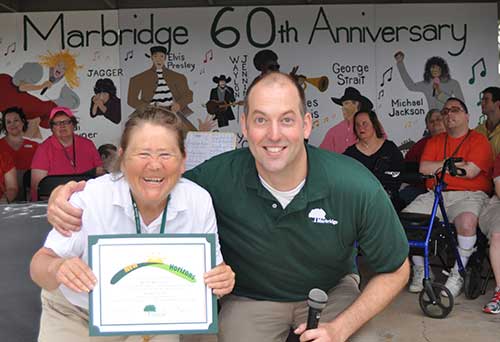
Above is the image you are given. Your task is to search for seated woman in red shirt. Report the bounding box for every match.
[0,107,39,169]
[0,153,18,203]
[0,107,38,200]
[30,107,104,201]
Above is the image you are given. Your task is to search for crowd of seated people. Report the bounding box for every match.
[1,82,500,316]
[322,87,500,315]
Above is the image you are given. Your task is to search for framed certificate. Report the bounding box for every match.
[88,234,217,336]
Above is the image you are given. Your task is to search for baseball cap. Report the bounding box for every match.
[49,106,74,121]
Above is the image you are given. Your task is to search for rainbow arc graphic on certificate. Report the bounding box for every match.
[88,234,217,336]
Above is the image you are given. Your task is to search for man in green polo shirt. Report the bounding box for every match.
[47,72,409,342]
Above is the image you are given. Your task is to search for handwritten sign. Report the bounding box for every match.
[185,132,236,170]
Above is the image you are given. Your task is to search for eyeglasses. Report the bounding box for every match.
[51,119,73,127]
[441,106,464,116]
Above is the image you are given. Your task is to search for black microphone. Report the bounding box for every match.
[41,76,56,95]
[306,288,328,330]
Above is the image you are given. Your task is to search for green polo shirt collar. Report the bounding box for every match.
[244,144,331,213]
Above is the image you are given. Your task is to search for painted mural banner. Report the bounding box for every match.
[0,3,496,152]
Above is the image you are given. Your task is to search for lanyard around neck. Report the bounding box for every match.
[443,129,470,160]
[131,193,169,235]
[59,136,76,169]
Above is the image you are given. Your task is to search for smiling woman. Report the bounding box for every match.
[29,106,235,342]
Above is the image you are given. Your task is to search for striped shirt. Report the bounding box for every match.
[151,69,173,107]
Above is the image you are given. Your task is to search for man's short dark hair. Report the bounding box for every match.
[482,86,500,103]
[244,72,306,117]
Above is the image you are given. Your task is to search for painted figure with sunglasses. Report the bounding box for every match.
[30,107,104,201]
[403,98,493,297]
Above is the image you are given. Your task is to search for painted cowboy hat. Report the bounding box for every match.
[331,87,373,111]
[213,75,232,83]
[253,49,280,72]
[145,46,167,58]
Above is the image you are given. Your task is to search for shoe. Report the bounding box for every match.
[483,288,500,314]
[409,265,434,293]
[443,269,463,298]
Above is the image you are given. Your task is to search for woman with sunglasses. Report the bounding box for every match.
[30,107,104,201]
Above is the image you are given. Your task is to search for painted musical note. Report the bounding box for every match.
[380,67,392,87]
[199,67,205,75]
[4,42,16,56]
[476,92,482,106]
[468,57,486,85]
[377,89,384,100]
[124,50,133,61]
[92,51,101,61]
[203,49,213,63]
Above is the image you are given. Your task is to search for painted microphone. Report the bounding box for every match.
[432,77,440,97]
[306,288,328,330]
[41,76,55,96]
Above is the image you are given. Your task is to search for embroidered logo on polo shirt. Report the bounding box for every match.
[308,208,338,225]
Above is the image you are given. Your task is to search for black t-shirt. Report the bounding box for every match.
[344,140,404,201]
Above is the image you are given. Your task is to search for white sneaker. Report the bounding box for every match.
[443,269,463,298]
[409,265,434,293]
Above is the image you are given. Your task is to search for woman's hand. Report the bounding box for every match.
[54,257,97,293]
[204,262,235,298]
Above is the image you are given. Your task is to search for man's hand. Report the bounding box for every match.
[204,263,235,298]
[54,257,97,293]
[47,181,86,236]
[294,322,342,342]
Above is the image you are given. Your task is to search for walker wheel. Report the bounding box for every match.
[464,266,482,299]
[419,282,454,318]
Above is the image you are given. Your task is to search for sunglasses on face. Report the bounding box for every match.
[441,106,464,116]
[51,119,73,127]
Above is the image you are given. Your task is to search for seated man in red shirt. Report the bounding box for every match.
[403,98,493,297]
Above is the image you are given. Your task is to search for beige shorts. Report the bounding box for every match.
[39,289,180,342]
[402,190,489,222]
[218,274,378,342]
[479,196,500,239]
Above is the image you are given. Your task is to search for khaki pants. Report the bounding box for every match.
[403,190,489,221]
[218,274,378,342]
[479,196,500,239]
[39,289,180,342]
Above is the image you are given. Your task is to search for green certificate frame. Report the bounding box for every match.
[88,234,217,336]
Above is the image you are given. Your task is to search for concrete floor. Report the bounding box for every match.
[183,264,500,342]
